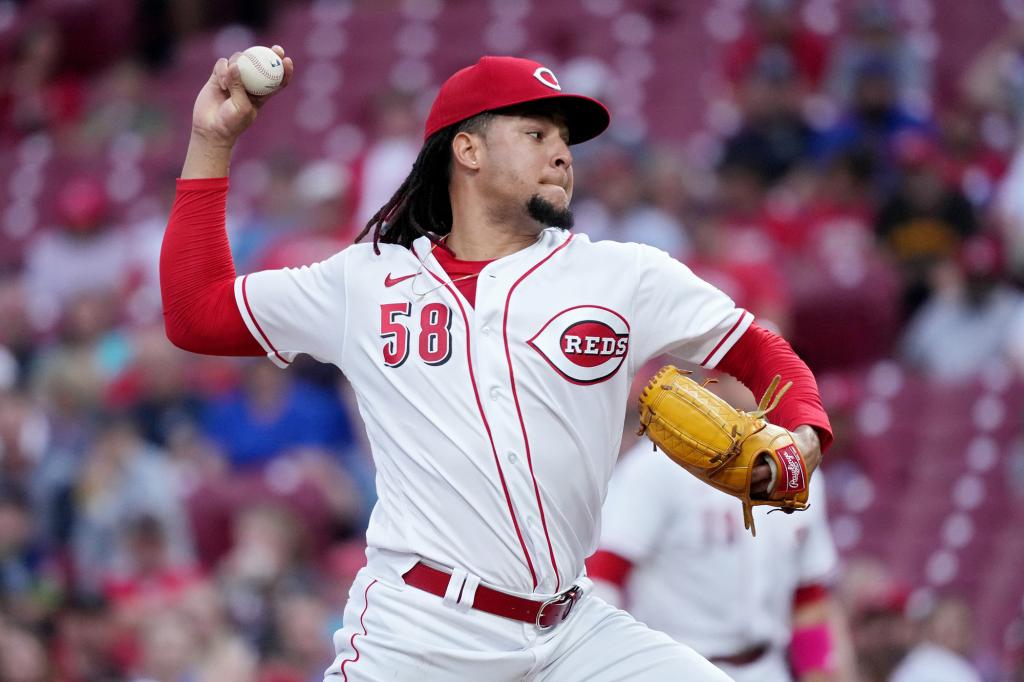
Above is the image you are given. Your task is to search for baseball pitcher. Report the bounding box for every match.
[161,48,833,680]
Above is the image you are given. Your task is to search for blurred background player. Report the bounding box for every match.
[588,381,847,682]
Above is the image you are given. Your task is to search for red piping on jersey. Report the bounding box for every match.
[340,578,377,681]
[502,233,574,592]
[240,275,291,365]
[414,244,539,590]
[700,309,749,367]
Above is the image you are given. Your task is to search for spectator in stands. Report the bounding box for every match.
[966,25,1024,281]
[891,597,982,682]
[901,234,1024,380]
[24,177,132,331]
[177,580,260,682]
[963,21,1024,123]
[721,49,816,187]
[937,104,1009,208]
[133,610,202,681]
[256,160,352,269]
[102,513,201,623]
[71,416,194,592]
[1,21,84,138]
[29,362,103,559]
[876,133,978,316]
[230,152,304,272]
[0,482,51,629]
[199,641,259,682]
[319,540,367,636]
[573,145,689,254]
[686,203,792,335]
[122,171,182,329]
[29,296,134,553]
[779,148,905,369]
[0,388,49,489]
[110,326,203,448]
[0,280,36,387]
[201,360,355,470]
[31,291,133,400]
[218,504,316,653]
[260,592,335,682]
[994,141,1024,283]
[98,514,202,675]
[26,294,132,533]
[836,558,912,682]
[827,1,930,108]
[716,157,772,237]
[723,0,830,92]
[352,89,421,227]
[816,57,931,188]
[643,150,697,255]
[76,61,171,154]
[50,593,122,681]
[796,147,877,254]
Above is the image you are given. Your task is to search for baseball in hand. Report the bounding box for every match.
[238,46,284,96]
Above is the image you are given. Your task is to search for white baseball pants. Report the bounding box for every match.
[323,557,733,681]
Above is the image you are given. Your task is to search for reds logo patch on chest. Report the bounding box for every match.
[527,305,630,384]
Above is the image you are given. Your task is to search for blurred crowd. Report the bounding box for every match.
[1,0,1024,680]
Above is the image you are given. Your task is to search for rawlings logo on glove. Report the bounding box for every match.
[636,366,809,536]
[774,444,806,494]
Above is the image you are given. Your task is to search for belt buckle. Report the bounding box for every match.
[534,586,582,630]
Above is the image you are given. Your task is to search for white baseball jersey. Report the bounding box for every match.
[597,442,838,666]
[234,228,752,596]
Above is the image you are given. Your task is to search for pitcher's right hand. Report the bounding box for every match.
[191,45,294,147]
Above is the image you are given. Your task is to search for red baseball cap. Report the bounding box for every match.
[424,56,610,145]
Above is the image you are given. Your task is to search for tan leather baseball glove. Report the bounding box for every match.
[636,365,809,536]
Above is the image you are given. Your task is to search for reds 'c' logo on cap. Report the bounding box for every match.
[533,67,561,91]
[528,305,630,385]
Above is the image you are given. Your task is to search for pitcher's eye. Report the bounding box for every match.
[527,131,543,140]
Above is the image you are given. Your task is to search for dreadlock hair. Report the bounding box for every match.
[357,113,495,254]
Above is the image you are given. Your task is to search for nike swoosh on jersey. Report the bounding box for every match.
[384,273,416,287]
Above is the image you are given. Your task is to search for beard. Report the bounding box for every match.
[527,194,574,230]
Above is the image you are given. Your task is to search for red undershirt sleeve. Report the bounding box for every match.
[717,324,834,451]
[160,177,263,356]
[585,550,634,588]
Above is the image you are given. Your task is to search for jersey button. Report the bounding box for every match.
[489,387,500,400]
[481,326,491,336]
[507,452,518,464]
